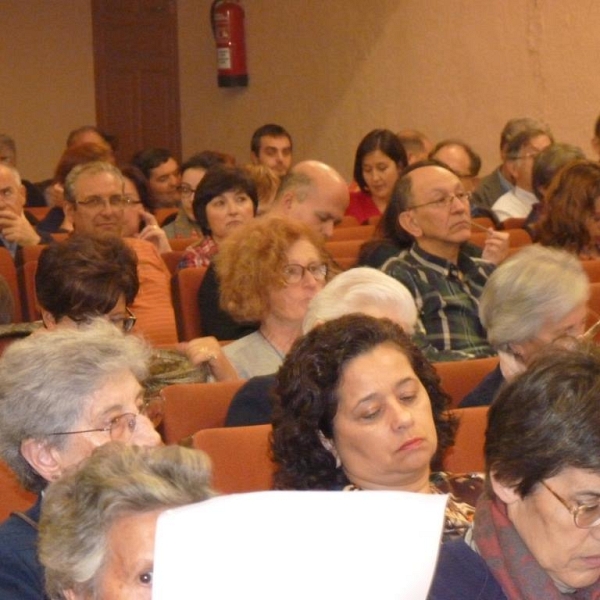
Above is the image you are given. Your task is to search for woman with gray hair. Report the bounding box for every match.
[225,267,419,426]
[0,320,161,600]
[460,245,590,407]
[39,443,214,600]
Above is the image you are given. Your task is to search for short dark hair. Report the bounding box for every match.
[192,165,258,236]
[595,113,600,139]
[120,164,153,211]
[66,125,118,152]
[430,139,482,177]
[486,345,600,498]
[181,150,235,173]
[271,314,456,490]
[130,147,176,178]
[36,235,139,323]
[250,124,292,156]
[500,118,554,159]
[353,129,408,193]
[531,143,585,200]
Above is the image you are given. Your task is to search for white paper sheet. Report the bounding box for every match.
[153,490,447,600]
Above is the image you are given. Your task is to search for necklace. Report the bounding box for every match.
[258,329,286,360]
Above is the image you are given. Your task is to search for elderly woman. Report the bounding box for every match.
[537,159,600,258]
[346,129,408,224]
[271,314,482,540]
[460,245,590,407]
[177,165,258,269]
[39,443,213,600]
[0,321,160,599]
[431,346,600,598]
[225,266,418,426]
[217,216,332,378]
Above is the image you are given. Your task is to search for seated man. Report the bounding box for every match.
[472,117,553,211]
[131,147,181,208]
[0,164,52,257]
[382,160,508,358]
[0,321,161,599]
[250,123,293,178]
[62,161,178,345]
[397,129,434,164]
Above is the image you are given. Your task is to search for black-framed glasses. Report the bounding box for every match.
[282,263,328,285]
[407,191,471,211]
[76,195,129,210]
[541,481,600,529]
[48,413,138,443]
[177,184,197,197]
[109,307,137,333]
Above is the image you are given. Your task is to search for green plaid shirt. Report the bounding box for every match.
[383,244,496,358]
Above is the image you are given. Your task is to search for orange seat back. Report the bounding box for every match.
[0,459,36,522]
[0,247,22,322]
[192,424,274,494]
[443,406,489,473]
[171,266,207,341]
[329,225,375,242]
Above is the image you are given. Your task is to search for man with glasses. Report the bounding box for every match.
[383,161,508,358]
[63,161,178,345]
[0,319,161,600]
[491,124,553,222]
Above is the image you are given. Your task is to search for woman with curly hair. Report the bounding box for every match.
[538,159,600,258]
[271,313,483,541]
[216,216,333,378]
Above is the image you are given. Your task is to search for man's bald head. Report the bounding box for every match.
[270,160,349,239]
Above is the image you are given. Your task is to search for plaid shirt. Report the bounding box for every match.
[177,236,219,270]
[383,244,496,358]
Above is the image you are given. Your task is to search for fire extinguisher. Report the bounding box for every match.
[210,0,248,88]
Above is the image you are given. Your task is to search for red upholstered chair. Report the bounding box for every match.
[0,459,36,522]
[192,424,274,494]
[0,246,22,322]
[171,266,207,341]
[443,406,489,473]
[329,225,375,242]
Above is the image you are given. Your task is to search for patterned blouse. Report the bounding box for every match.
[344,471,484,541]
[177,236,219,270]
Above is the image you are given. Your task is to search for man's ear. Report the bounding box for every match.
[490,471,521,505]
[63,201,75,222]
[280,190,295,213]
[398,210,422,239]
[40,309,57,330]
[20,438,63,483]
[250,151,260,165]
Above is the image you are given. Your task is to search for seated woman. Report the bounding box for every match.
[39,443,214,599]
[537,159,600,258]
[0,321,161,599]
[178,165,258,269]
[217,216,332,378]
[225,266,418,426]
[346,129,407,224]
[431,346,600,598]
[271,313,482,540]
[460,245,590,407]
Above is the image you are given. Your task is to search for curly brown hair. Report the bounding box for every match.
[271,314,456,490]
[537,159,600,254]
[216,216,332,322]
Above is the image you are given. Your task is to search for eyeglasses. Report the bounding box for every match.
[177,184,197,197]
[76,195,130,210]
[124,194,143,205]
[550,314,600,350]
[282,263,328,285]
[49,413,138,443]
[541,481,600,529]
[109,308,137,333]
[407,191,471,211]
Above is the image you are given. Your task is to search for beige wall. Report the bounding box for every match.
[3,1,600,183]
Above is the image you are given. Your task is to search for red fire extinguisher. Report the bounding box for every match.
[210,0,248,88]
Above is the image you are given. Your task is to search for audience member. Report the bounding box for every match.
[0,321,160,599]
[460,246,589,407]
[382,160,508,358]
[244,163,281,215]
[0,164,52,257]
[431,346,600,598]
[430,139,482,194]
[63,161,178,345]
[39,443,214,600]
[66,125,118,154]
[217,217,331,377]
[491,121,553,222]
[397,129,434,164]
[131,147,181,208]
[225,267,418,427]
[346,129,408,224]
[271,314,482,541]
[268,160,349,239]
[0,134,46,207]
[163,150,234,239]
[472,117,554,211]
[537,160,600,259]
[250,123,293,177]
